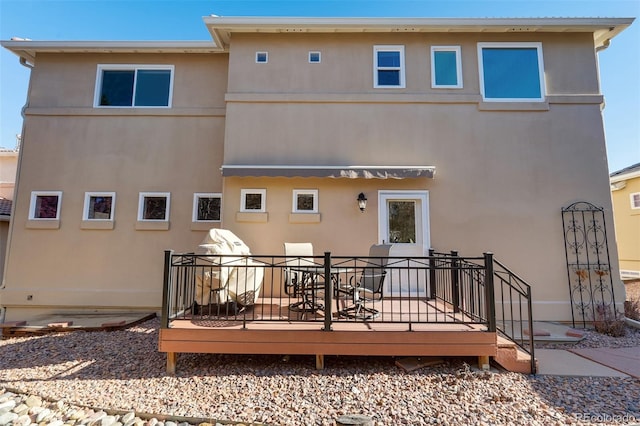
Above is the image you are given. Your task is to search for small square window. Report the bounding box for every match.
[241,189,266,212]
[374,45,405,88]
[83,192,115,221]
[631,193,640,209]
[308,51,321,63]
[29,191,62,220]
[292,190,318,213]
[138,192,170,221]
[256,52,268,63]
[431,46,462,88]
[193,193,222,222]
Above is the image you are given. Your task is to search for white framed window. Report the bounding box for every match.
[477,42,545,102]
[292,189,318,213]
[138,192,170,221]
[240,189,266,212]
[83,192,115,221]
[256,52,268,63]
[631,192,640,209]
[308,51,321,63]
[431,46,462,88]
[29,191,62,220]
[373,45,405,88]
[94,64,174,108]
[193,193,222,222]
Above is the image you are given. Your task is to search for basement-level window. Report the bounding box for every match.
[193,193,222,222]
[95,64,174,107]
[138,192,170,221]
[29,191,62,220]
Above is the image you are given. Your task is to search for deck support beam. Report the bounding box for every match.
[316,354,324,369]
[478,355,490,371]
[167,352,177,374]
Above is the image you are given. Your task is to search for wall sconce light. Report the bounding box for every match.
[357,192,368,212]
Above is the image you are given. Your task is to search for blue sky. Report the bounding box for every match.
[0,0,638,172]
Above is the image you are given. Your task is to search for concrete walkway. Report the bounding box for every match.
[535,348,633,377]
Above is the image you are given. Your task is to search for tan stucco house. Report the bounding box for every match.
[611,162,640,280]
[0,16,633,324]
[0,142,19,285]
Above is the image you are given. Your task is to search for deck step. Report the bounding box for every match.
[494,336,537,374]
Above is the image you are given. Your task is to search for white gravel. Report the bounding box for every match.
[1,317,639,425]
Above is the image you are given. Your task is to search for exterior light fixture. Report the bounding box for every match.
[357,192,368,212]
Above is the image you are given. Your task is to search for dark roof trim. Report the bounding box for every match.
[221,165,436,179]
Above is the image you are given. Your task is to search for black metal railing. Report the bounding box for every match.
[161,249,535,373]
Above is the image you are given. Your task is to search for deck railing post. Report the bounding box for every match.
[451,250,460,313]
[484,252,496,332]
[527,284,536,374]
[161,250,174,329]
[324,251,333,331]
[428,248,436,299]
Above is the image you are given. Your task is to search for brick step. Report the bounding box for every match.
[494,336,538,374]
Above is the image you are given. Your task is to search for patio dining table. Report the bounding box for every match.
[287,264,355,314]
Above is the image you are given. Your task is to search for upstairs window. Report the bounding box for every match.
[631,193,640,209]
[477,42,545,102]
[431,46,462,88]
[374,45,405,88]
[308,51,321,63]
[95,65,174,107]
[256,52,268,63]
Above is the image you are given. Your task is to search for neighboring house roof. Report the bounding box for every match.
[610,162,640,184]
[0,198,11,218]
[1,17,634,60]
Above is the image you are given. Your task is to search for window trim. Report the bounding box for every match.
[240,189,266,213]
[192,192,222,222]
[308,51,321,63]
[94,64,174,108]
[255,52,268,63]
[373,45,406,88]
[137,192,171,222]
[477,42,545,102]
[28,191,62,220]
[431,46,463,89]
[631,192,640,210]
[82,192,115,221]
[292,189,318,213]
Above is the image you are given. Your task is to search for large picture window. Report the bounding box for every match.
[29,191,62,220]
[373,45,405,88]
[477,42,545,102]
[95,65,174,107]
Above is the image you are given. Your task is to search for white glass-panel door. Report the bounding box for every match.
[378,190,430,297]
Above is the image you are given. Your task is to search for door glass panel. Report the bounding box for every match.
[387,200,416,243]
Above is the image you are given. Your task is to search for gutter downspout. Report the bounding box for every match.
[0,54,34,324]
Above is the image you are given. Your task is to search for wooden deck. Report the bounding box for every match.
[158,297,511,373]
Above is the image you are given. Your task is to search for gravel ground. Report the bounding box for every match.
[1,317,639,425]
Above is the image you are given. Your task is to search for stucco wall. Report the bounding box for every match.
[1,53,228,316]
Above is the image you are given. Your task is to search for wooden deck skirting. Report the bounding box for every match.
[159,325,497,373]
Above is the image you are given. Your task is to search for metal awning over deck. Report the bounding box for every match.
[220,165,436,179]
